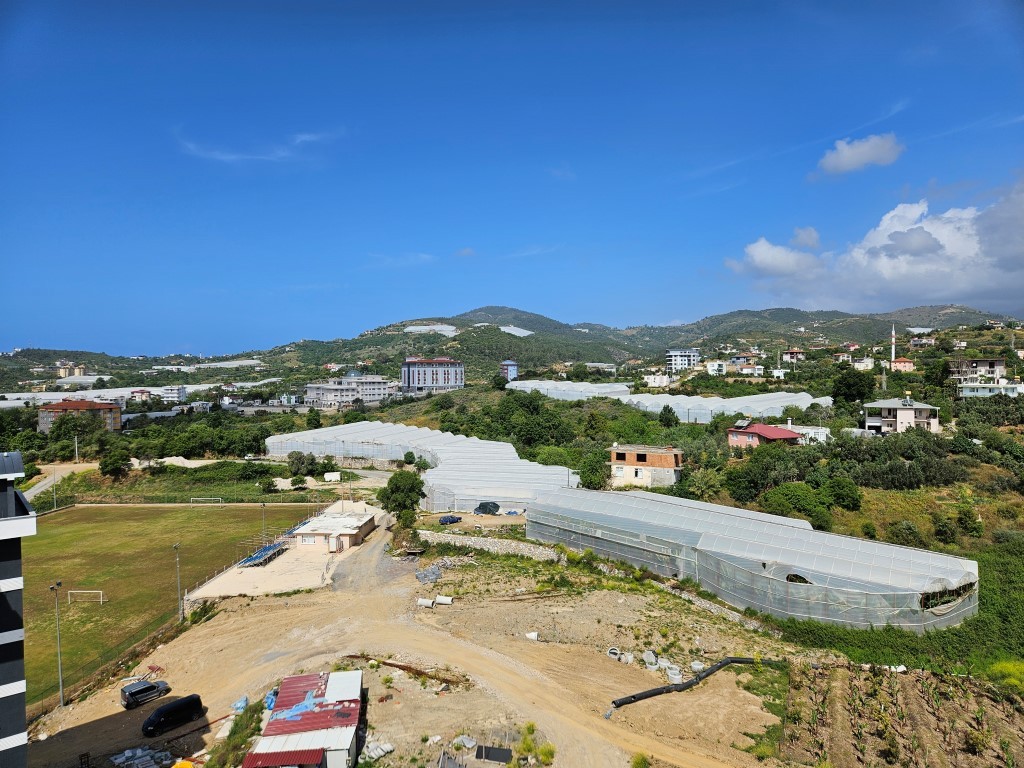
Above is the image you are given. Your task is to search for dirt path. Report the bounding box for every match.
[25,463,98,500]
[30,524,768,768]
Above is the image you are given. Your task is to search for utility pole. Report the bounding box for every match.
[52,470,57,510]
[49,581,64,706]
[74,435,78,463]
[173,543,183,622]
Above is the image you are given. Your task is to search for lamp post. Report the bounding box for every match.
[261,502,266,540]
[49,581,64,706]
[173,543,183,623]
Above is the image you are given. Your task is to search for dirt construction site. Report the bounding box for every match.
[28,514,1024,768]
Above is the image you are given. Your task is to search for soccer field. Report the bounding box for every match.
[22,503,317,704]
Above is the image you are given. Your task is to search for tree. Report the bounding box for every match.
[305,407,322,430]
[491,374,509,390]
[290,475,307,489]
[259,477,276,494]
[287,451,306,476]
[822,477,862,511]
[403,451,416,465]
[658,405,680,428]
[831,366,875,404]
[376,470,425,513]
[99,448,132,480]
[688,468,721,501]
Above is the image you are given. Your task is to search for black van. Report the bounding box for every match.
[142,694,204,737]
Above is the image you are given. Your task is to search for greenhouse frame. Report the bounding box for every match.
[505,380,832,423]
[265,422,579,512]
[526,489,978,632]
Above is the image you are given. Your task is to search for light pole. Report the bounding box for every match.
[261,502,266,541]
[49,581,64,706]
[173,543,183,622]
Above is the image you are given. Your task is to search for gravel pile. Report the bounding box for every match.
[416,531,559,561]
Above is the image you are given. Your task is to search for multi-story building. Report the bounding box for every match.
[1,452,35,767]
[37,400,122,433]
[781,349,805,363]
[304,375,399,408]
[949,358,1006,382]
[665,348,701,373]
[958,381,1023,398]
[889,357,916,373]
[705,360,727,376]
[400,357,465,393]
[607,444,685,488]
[727,422,802,449]
[500,360,519,381]
[157,385,187,403]
[864,396,940,434]
[852,357,875,371]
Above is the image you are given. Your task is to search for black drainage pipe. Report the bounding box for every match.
[607,656,784,713]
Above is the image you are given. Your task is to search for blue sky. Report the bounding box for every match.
[3,1,1022,356]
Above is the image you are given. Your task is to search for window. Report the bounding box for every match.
[635,453,647,462]
[613,466,623,477]
[301,535,315,544]
[634,468,643,479]
[615,452,625,461]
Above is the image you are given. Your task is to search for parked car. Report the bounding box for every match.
[438,515,462,525]
[142,694,205,737]
[473,501,500,515]
[120,680,171,709]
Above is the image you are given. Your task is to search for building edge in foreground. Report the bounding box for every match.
[0,452,36,768]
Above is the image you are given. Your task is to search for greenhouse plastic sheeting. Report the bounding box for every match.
[525,488,978,632]
[266,422,579,512]
[505,380,832,423]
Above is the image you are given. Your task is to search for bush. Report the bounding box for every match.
[885,520,927,548]
[861,521,877,539]
[932,513,959,545]
[630,755,651,768]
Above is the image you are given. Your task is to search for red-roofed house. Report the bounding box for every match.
[243,671,363,768]
[727,423,802,449]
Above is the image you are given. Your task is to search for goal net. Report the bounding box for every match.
[190,497,225,507]
[68,590,106,605]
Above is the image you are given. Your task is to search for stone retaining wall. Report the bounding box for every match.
[415,530,560,561]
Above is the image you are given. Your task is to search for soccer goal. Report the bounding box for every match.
[190,497,225,508]
[68,590,106,605]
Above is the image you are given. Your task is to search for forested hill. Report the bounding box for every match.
[2,303,1012,390]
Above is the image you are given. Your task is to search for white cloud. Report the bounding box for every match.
[728,180,1024,314]
[456,247,476,257]
[178,130,334,163]
[817,133,905,174]
[726,238,824,278]
[549,163,577,181]
[791,226,820,249]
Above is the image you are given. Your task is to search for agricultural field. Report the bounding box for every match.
[22,502,317,704]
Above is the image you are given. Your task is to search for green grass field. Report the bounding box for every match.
[22,503,317,704]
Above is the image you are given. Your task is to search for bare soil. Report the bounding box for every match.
[29,524,783,768]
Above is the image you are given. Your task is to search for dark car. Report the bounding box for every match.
[473,501,500,515]
[142,694,205,737]
[121,680,171,709]
[438,515,462,525]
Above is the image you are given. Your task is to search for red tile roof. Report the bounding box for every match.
[39,400,118,411]
[263,673,361,737]
[729,424,802,440]
[241,750,325,768]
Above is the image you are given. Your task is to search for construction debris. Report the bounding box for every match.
[109,746,177,768]
[363,740,395,761]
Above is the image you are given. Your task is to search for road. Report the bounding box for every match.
[24,463,97,501]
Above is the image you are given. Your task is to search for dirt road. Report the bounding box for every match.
[30,521,770,768]
[25,463,98,501]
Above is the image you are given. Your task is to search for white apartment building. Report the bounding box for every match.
[400,357,465,393]
[665,348,701,373]
[158,385,187,403]
[304,375,400,408]
[705,360,728,376]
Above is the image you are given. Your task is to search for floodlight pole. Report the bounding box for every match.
[173,543,183,622]
[261,502,266,540]
[49,581,64,706]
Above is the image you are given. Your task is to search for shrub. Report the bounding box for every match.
[861,521,877,539]
[886,520,927,548]
[630,755,651,768]
[537,742,556,765]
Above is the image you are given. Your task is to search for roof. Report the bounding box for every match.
[263,671,362,737]
[728,423,802,440]
[865,398,937,410]
[39,400,120,411]
[893,357,914,363]
[241,749,325,767]
[0,452,25,481]
[291,511,375,537]
[403,356,462,364]
[608,445,682,455]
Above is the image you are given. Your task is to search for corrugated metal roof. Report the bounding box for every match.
[253,729,356,752]
[263,672,361,737]
[241,749,325,767]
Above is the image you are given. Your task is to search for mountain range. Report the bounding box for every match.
[2,304,1014,390]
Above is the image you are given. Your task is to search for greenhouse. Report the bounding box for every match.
[505,380,832,423]
[265,422,578,512]
[526,488,978,632]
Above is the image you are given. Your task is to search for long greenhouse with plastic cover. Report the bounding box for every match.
[504,380,833,423]
[265,421,579,512]
[525,489,978,633]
